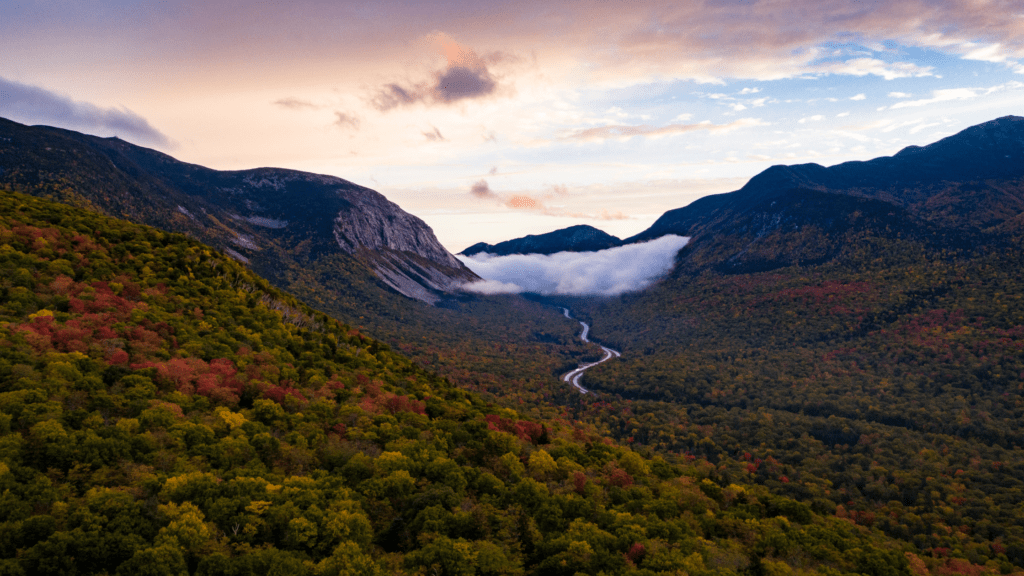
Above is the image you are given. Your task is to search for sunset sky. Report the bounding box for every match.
[3,0,1023,252]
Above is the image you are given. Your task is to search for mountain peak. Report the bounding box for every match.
[461,224,621,256]
[0,116,475,304]
[624,114,1024,260]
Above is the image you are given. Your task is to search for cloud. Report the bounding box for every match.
[0,76,170,147]
[422,126,445,141]
[470,179,497,199]
[888,92,912,98]
[850,93,866,100]
[464,279,526,295]
[434,64,497,103]
[798,115,824,123]
[469,179,545,210]
[371,33,501,111]
[739,87,761,94]
[458,234,690,296]
[729,103,747,111]
[275,97,320,110]
[817,58,934,80]
[962,43,1011,63]
[333,112,360,129]
[888,88,979,109]
[563,117,766,142]
[372,84,421,111]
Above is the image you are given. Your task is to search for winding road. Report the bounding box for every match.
[561,308,621,394]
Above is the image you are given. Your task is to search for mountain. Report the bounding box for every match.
[0,116,476,304]
[0,116,607,425]
[0,188,931,576]
[537,116,1024,570]
[626,115,1024,262]
[460,224,622,256]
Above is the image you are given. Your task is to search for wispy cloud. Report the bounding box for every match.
[888,81,1024,109]
[0,76,171,147]
[275,97,320,110]
[422,126,446,141]
[459,234,690,296]
[816,58,933,80]
[889,88,980,109]
[333,111,360,129]
[563,118,766,143]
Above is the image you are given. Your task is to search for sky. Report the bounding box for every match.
[2,0,1024,253]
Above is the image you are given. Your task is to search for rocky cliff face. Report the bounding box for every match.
[331,186,462,269]
[0,117,477,303]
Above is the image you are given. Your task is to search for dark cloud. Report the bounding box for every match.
[488,166,498,175]
[434,65,497,102]
[274,97,319,109]
[0,76,171,147]
[372,83,423,112]
[422,126,445,141]
[333,111,360,129]
[470,179,496,198]
[371,38,501,112]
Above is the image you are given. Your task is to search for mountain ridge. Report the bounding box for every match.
[0,117,476,303]
[627,115,1024,247]
[460,224,622,256]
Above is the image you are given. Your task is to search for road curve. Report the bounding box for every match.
[561,308,621,394]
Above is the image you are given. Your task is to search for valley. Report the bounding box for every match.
[560,307,622,394]
[1,114,1024,575]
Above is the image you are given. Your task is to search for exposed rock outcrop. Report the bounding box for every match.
[0,116,477,304]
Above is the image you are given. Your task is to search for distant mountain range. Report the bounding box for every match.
[471,116,1024,272]
[460,224,621,256]
[0,117,476,304]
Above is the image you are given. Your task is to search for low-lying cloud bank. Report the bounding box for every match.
[458,235,690,296]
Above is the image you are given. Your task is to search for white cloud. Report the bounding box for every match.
[909,122,941,134]
[461,279,525,294]
[729,103,747,111]
[889,88,979,109]
[818,58,934,80]
[962,43,1009,63]
[798,115,824,123]
[458,235,690,296]
[888,92,912,98]
[739,87,761,94]
[837,112,850,117]
[850,93,866,101]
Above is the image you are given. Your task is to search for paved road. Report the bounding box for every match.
[561,308,621,394]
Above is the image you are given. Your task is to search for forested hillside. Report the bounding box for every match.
[0,189,945,575]
[551,207,1024,572]
[0,117,594,420]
